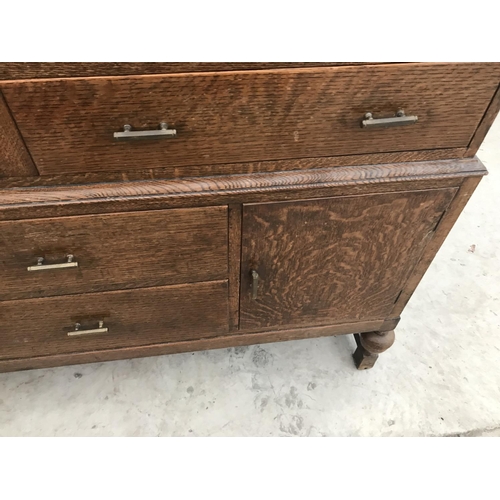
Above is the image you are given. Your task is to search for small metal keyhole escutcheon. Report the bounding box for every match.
[251,270,259,300]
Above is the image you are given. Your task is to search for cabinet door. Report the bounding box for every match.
[240,189,456,330]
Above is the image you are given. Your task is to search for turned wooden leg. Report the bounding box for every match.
[353,330,395,370]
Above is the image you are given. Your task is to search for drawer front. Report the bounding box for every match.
[0,280,229,359]
[2,63,499,176]
[0,206,228,300]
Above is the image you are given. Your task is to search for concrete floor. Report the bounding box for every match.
[1,119,499,437]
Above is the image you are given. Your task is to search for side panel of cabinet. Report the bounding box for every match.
[0,93,38,177]
[240,189,457,331]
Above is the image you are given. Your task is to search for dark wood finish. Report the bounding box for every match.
[240,189,456,331]
[0,180,466,224]
[378,317,400,333]
[0,158,485,222]
[0,93,38,177]
[353,334,379,369]
[390,176,483,317]
[0,280,229,360]
[0,63,388,80]
[0,62,495,373]
[353,330,395,370]
[0,319,385,373]
[3,63,498,176]
[0,148,468,189]
[466,83,500,157]
[0,207,228,300]
[228,204,242,330]
[359,330,396,354]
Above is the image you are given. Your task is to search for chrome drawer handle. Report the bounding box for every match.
[68,321,109,337]
[113,122,177,139]
[27,255,78,271]
[361,109,418,128]
[251,269,259,300]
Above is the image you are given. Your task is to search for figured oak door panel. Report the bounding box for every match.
[240,189,457,330]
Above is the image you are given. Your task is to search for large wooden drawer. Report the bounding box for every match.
[2,63,499,176]
[0,280,229,359]
[0,206,228,300]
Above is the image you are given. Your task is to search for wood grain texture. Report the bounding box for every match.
[0,182,464,224]
[0,148,468,189]
[0,319,384,372]
[240,189,456,330]
[0,61,493,373]
[0,206,228,300]
[466,82,500,157]
[2,63,498,176]
[390,176,483,317]
[0,158,485,223]
[0,93,37,177]
[0,280,229,360]
[0,63,391,81]
[228,204,242,331]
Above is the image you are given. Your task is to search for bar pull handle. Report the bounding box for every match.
[113,122,177,139]
[361,109,418,129]
[251,269,259,300]
[68,321,109,337]
[27,255,78,271]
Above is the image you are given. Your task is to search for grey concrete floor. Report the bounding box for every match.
[1,119,500,437]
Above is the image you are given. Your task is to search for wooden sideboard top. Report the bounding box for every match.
[0,62,395,80]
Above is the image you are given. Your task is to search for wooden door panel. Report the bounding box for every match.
[240,189,457,330]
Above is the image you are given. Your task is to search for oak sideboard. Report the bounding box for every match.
[0,62,499,372]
